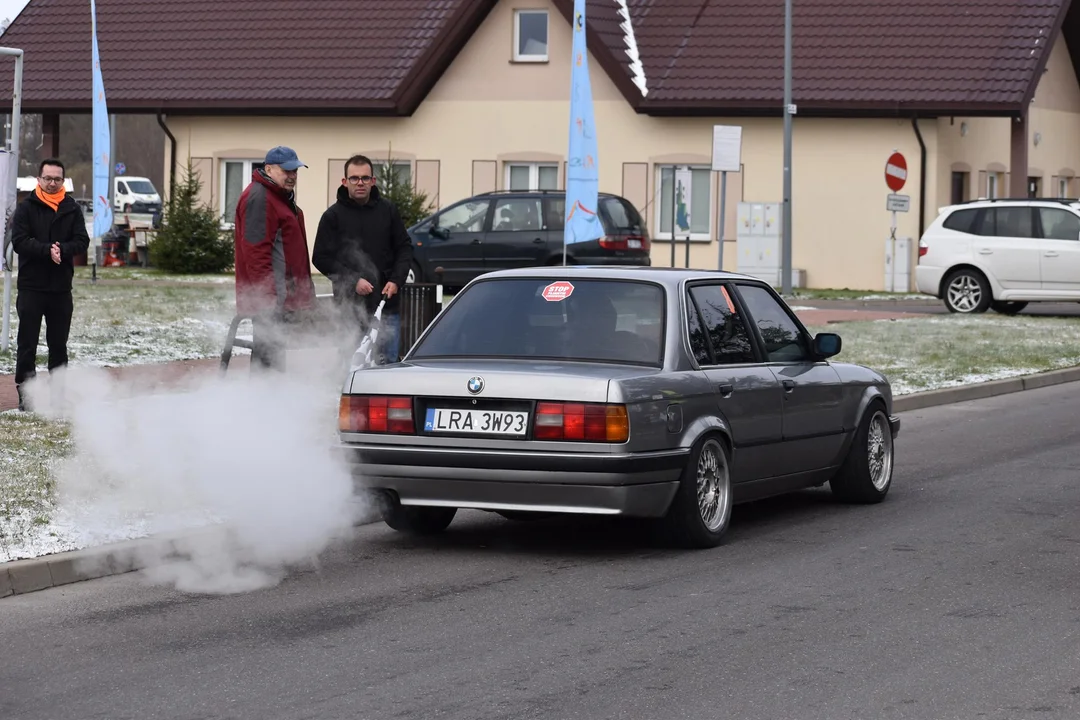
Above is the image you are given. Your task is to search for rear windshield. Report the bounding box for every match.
[410,278,665,366]
[600,196,646,233]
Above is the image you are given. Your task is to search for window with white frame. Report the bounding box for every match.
[506,162,559,191]
[655,165,712,240]
[220,159,264,227]
[987,173,999,200]
[1059,177,1071,198]
[374,160,412,192]
[513,10,548,62]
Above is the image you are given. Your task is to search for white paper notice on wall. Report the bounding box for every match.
[711,125,743,173]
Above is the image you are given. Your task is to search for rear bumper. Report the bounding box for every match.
[914,265,944,297]
[340,444,687,517]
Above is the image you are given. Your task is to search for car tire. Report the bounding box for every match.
[829,402,894,504]
[990,300,1027,315]
[942,269,991,314]
[380,498,457,535]
[659,434,733,549]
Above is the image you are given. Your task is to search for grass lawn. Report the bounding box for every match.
[72,266,235,283]
[0,410,73,562]
[0,269,334,375]
[785,288,936,301]
[804,314,1080,395]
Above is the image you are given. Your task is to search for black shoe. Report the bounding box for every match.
[16,384,27,412]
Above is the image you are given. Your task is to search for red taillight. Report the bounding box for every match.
[599,235,649,252]
[339,395,415,434]
[918,241,928,258]
[534,402,629,442]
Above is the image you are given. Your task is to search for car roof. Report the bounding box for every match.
[469,265,768,289]
[940,198,1080,213]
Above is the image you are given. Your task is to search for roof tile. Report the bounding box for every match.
[602,0,1064,111]
[0,0,1067,116]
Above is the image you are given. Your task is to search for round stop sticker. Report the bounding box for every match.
[541,281,575,301]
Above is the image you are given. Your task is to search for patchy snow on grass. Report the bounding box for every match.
[72,267,236,284]
[853,294,936,301]
[804,314,1080,395]
[0,282,238,375]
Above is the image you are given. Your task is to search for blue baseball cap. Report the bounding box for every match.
[263,146,307,171]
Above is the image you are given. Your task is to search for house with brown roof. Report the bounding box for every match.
[2,0,1078,290]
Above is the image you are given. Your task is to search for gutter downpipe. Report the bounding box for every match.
[911,115,927,239]
[156,111,176,203]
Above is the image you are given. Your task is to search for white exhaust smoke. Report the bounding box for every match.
[24,346,365,595]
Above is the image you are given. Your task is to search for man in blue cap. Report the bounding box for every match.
[234,145,317,371]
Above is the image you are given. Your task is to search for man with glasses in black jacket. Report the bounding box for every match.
[313,154,413,365]
[10,158,90,412]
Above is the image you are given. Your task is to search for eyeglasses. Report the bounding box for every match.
[40,176,64,184]
[346,175,376,185]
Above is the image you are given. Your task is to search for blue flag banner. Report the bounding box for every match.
[563,0,602,253]
[91,0,113,240]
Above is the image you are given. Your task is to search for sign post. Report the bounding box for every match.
[675,166,692,267]
[711,125,742,271]
[0,46,22,355]
[885,150,910,292]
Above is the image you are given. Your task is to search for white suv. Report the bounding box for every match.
[916,198,1080,314]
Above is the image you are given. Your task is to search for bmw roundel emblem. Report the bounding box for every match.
[467,376,485,394]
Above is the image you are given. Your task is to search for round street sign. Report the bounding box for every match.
[885,152,907,192]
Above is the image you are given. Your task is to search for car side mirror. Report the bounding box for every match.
[430,226,450,240]
[813,332,842,358]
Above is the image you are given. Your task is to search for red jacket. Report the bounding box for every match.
[234,170,316,316]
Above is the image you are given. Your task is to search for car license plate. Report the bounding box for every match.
[424,408,529,435]
[628,238,642,249]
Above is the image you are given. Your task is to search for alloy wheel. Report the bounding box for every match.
[696,439,731,531]
[946,274,983,312]
[867,411,893,491]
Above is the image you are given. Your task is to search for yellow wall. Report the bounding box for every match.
[937,35,1080,205]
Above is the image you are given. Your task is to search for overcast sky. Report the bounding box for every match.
[0,0,29,29]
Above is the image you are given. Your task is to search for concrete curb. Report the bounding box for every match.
[891,365,1080,413]
[4,366,1080,598]
[1,506,383,599]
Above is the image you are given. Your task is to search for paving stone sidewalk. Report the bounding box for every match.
[0,306,917,412]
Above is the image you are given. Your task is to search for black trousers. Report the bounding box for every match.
[15,289,73,385]
[250,314,287,372]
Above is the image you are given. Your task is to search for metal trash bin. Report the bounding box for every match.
[398,283,441,352]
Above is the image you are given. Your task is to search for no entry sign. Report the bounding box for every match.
[885,152,907,192]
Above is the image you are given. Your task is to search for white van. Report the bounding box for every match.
[16,175,74,193]
[114,176,161,212]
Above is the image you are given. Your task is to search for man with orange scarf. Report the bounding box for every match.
[10,158,89,411]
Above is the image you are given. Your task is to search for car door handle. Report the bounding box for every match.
[1045,251,1059,257]
[533,238,544,244]
[977,248,993,255]
[782,379,795,392]
[718,383,733,397]
[471,238,482,245]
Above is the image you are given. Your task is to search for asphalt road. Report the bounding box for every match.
[3,384,1080,720]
